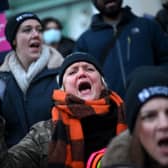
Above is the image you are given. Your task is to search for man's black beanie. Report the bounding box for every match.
[125,66,168,133]
[5,12,41,49]
[58,52,103,88]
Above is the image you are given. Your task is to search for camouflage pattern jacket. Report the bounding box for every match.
[0,117,53,168]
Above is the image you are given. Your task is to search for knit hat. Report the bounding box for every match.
[125,66,168,133]
[58,52,103,88]
[5,12,41,49]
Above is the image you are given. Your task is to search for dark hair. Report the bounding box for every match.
[41,17,63,30]
[155,5,168,33]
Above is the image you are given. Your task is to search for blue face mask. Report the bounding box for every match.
[42,29,61,44]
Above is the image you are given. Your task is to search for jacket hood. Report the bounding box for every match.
[0,45,64,72]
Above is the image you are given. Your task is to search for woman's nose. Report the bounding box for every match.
[77,68,87,78]
[157,112,168,130]
[31,29,41,36]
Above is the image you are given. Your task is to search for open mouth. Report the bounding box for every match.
[78,81,91,93]
[157,137,168,155]
[104,0,117,7]
[158,138,168,147]
[29,42,41,49]
[104,0,116,4]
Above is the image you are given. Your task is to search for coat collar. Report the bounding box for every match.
[0,45,64,72]
[91,6,137,31]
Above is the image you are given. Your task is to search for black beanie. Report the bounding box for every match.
[125,66,168,133]
[5,12,41,49]
[58,52,103,88]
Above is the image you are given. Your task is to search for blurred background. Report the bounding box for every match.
[0,0,166,63]
[1,0,166,40]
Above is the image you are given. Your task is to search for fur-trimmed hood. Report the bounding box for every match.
[0,44,64,72]
[101,130,133,167]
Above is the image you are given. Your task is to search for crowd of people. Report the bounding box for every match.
[0,0,168,168]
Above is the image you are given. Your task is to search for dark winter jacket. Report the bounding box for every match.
[74,6,168,98]
[0,45,63,147]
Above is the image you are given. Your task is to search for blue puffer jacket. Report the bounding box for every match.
[0,45,63,147]
[74,6,168,98]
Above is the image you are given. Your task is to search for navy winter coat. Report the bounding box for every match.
[0,45,63,147]
[74,7,168,98]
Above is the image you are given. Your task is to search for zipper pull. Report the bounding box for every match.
[127,36,131,61]
[113,25,118,35]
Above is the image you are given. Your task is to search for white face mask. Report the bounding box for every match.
[42,29,61,44]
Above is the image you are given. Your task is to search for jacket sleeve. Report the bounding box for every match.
[0,117,50,168]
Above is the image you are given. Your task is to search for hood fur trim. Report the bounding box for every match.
[101,130,132,167]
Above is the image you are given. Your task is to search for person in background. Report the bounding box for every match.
[0,12,64,147]
[74,0,168,98]
[155,1,168,34]
[101,66,168,168]
[42,17,75,57]
[0,52,127,168]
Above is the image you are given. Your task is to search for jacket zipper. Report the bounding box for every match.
[127,36,131,61]
[113,26,127,90]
